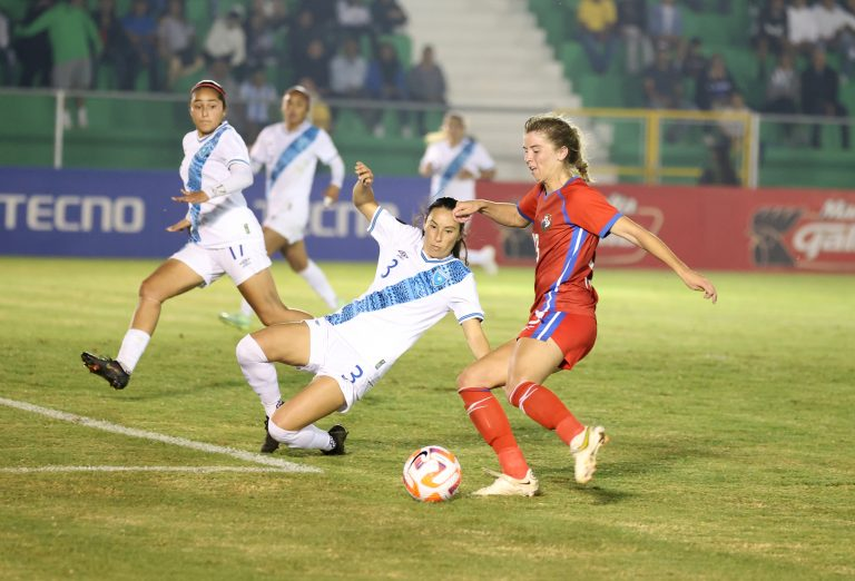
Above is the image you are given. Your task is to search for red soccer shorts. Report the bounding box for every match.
[518,310,597,370]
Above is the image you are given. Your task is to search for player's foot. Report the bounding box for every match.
[570,425,608,484]
[481,245,499,275]
[260,417,280,454]
[81,352,130,390]
[219,311,251,332]
[321,424,348,456]
[472,469,539,497]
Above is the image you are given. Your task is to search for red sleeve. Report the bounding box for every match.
[516,184,541,224]
[565,182,622,238]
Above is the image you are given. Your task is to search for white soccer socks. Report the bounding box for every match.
[235,334,282,418]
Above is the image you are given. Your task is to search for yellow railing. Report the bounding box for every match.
[555,107,755,187]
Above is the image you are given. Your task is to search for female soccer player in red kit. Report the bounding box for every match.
[453,114,717,496]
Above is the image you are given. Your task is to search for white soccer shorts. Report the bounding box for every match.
[302,318,383,413]
[171,238,272,287]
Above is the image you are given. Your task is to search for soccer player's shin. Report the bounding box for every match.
[509,381,584,445]
[458,387,529,479]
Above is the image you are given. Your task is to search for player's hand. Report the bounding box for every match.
[354,161,373,187]
[172,189,210,204]
[682,270,718,304]
[457,169,476,180]
[166,218,191,232]
[452,200,483,224]
[323,185,341,208]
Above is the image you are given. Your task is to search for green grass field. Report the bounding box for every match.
[1,257,853,580]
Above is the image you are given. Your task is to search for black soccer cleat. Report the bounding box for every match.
[81,352,130,390]
[321,424,348,456]
[260,416,280,454]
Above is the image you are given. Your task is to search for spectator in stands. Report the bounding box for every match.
[330,35,368,99]
[801,46,850,149]
[243,9,278,74]
[372,0,407,35]
[753,0,789,80]
[289,8,330,87]
[408,45,447,136]
[203,5,247,74]
[617,0,652,75]
[813,0,855,79]
[577,0,619,75]
[365,40,410,137]
[296,0,337,27]
[13,0,54,88]
[678,36,708,81]
[643,47,684,108]
[716,91,751,149]
[122,0,159,91]
[239,67,278,143]
[695,53,736,110]
[764,50,800,119]
[293,38,332,96]
[248,0,289,30]
[158,0,201,90]
[336,0,373,46]
[16,0,102,128]
[647,0,684,52]
[787,0,819,55]
[91,0,134,90]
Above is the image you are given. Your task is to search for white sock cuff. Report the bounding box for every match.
[267,421,298,445]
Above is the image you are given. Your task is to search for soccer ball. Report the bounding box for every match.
[402,445,462,502]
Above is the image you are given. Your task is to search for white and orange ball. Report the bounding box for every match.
[402,445,462,502]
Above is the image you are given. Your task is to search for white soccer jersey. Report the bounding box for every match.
[179,121,261,249]
[250,120,343,220]
[419,138,495,201]
[323,207,484,376]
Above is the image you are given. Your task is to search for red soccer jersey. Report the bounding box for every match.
[517,178,622,316]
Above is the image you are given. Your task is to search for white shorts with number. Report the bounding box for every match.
[171,239,272,287]
[302,318,384,413]
[263,198,309,244]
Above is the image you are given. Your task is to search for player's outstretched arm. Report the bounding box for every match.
[352,161,380,221]
[461,318,491,360]
[610,216,718,304]
[453,200,529,228]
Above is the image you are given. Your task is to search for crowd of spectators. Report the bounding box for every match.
[573,0,852,153]
[0,0,448,138]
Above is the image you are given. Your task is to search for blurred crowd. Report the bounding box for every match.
[0,0,448,137]
[576,0,851,151]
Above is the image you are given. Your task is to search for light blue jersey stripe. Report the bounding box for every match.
[326,261,471,326]
[188,122,230,243]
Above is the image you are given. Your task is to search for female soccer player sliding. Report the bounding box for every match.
[237,161,492,455]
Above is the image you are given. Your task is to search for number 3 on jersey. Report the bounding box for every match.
[341,364,364,385]
[532,233,541,263]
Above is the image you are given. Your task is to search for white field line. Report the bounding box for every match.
[0,397,321,474]
[0,466,299,474]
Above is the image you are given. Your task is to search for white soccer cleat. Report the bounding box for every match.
[570,426,608,484]
[472,469,539,497]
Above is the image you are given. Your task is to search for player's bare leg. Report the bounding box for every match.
[508,337,608,485]
[238,324,348,454]
[82,259,202,389]
[237,269,311,326]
